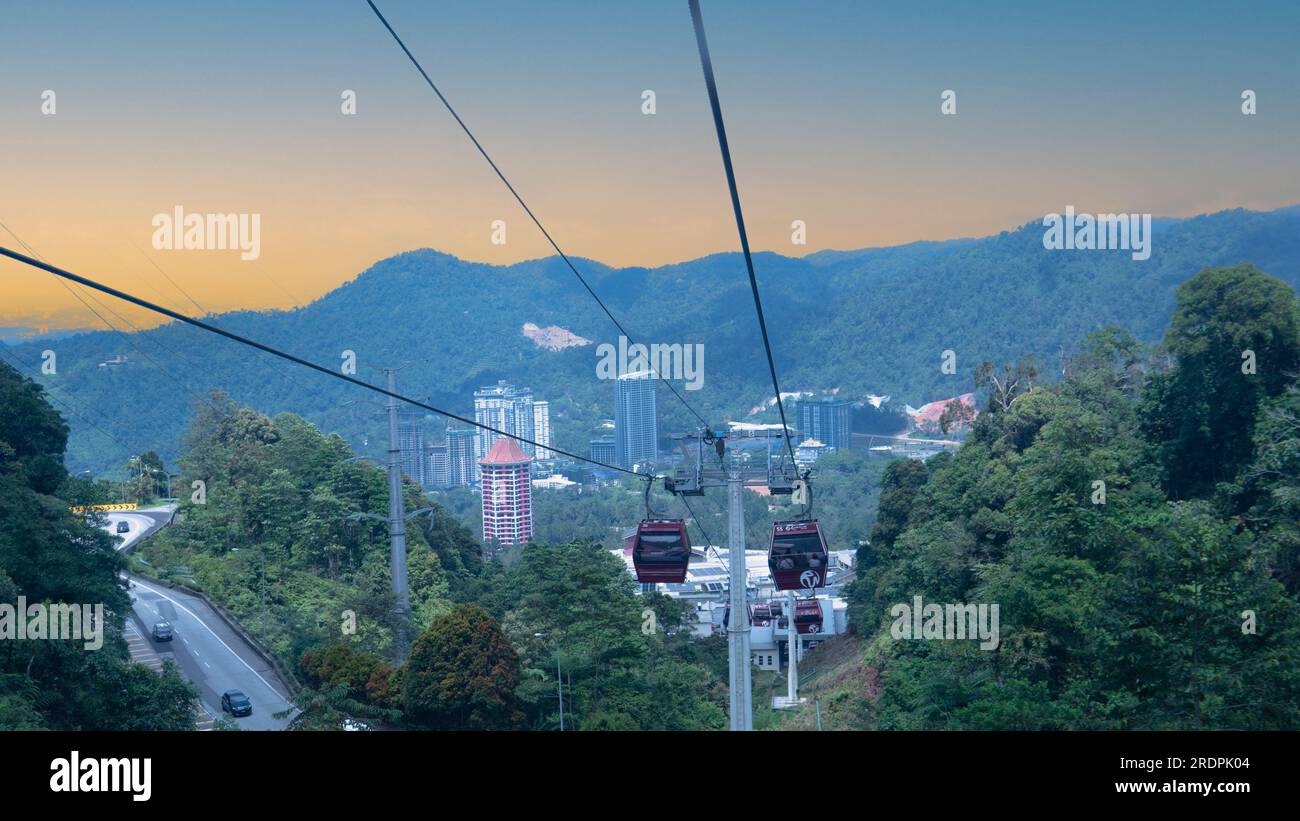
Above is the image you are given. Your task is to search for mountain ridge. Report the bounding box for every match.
[8,203,1300,475]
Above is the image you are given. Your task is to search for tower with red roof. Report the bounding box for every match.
[479,438,534,546]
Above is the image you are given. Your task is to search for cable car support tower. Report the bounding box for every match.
[666,428,802,730]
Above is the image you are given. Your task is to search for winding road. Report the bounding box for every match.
[104,508,295,730]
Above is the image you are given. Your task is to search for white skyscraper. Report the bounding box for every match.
[615,370,658,470]
[472,381,551,465]
[532,400,552,460]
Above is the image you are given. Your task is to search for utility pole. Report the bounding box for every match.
[385,367,411,663]
[534,631,564,731]
[786,589,798,705]
[726,468,753,731]
[557,654,565,731]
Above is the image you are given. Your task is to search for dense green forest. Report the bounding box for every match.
[8,205,1300,476]
[0,362,199,730]
[133,396,728,729]
[837,263,1300,729]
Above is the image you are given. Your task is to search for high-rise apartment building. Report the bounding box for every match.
[426,443,450,488]
[532,400,552,460]
[479,438,533,545]
[795,397,852,451]
[446,428,477,487]
[473,381,552,463]
[590,439,616,465]
[614,371,658,470]
[397,417,427,486]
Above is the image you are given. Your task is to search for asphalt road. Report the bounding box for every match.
[104,509,295,730]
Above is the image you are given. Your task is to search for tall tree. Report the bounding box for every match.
[404,604,521,730]
[1141,264,1300,498]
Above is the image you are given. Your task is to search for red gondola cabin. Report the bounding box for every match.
[631,518,692,584]
[768,519,829,591]
[794,599,824,635]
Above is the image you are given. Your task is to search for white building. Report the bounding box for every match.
[473,381,552,465]
[795,437,829,469]
[532,400,553,460]
[532,473,576,490]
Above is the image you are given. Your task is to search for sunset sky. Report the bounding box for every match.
[2,0,1297,330]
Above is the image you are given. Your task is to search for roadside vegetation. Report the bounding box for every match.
[0,362,198,730]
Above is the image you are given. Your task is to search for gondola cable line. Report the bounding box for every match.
[678,492,725,565]
[125,236,207,317]
[687,0,796,468]
[362,0,713,434]
[0,245,647,480]
[687,0,828,594]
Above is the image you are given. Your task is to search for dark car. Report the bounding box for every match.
[151,621,173,642]
[116,520,130,534]
[221,690,252,717]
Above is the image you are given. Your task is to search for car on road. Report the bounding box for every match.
[151,621,173,642]
[116,520,130,534]
[222,690,253,717]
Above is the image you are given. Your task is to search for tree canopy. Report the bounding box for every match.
[0,361,199,730]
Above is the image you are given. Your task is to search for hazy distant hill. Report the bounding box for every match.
[8,204,1300,476]
[0,326,97,346]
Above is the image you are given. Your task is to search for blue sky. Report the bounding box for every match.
[2,0,1296,325]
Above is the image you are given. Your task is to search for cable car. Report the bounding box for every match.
[752,603,772,626]
[768,519,829,591]
[794,599,824,635]
[631,518,692,584]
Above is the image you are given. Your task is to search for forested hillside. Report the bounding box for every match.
[9,205,1300,476]
[134,397,728,730]
[836,263,1300,729]
[0,362,198,729]
[134,394,481,664]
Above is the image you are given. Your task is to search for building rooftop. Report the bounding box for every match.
[480,437,533,466]
[533,473,576,489]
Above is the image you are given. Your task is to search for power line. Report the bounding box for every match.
[363,0,712,432]
[1,244,647,479]
[0,347,168,464]
[0,221,223,415]
[688,0,797,465]
[126,237,207,316]
[127,228,301,315]
[123,240,326,401]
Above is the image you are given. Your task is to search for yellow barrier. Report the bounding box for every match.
[69,503,140,514]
